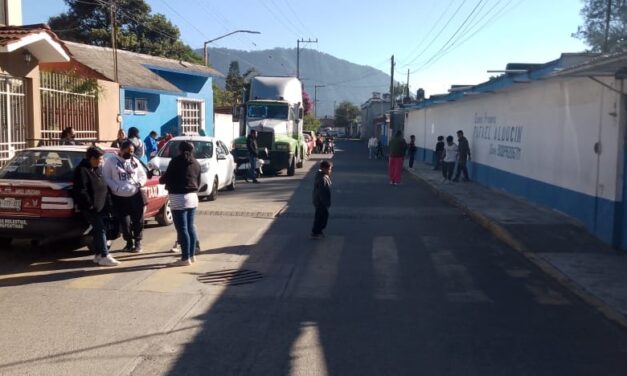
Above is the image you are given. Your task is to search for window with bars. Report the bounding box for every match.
[135,98,148,114]
[124,98,133,113]
[179,100,204,135]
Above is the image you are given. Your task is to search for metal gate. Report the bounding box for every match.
[0,75,26,166]
[40,71,98,145]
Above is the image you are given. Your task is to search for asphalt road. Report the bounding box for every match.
[1,140,627,375]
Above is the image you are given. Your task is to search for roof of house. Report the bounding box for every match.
[64,41,223,93]
[0,24,70,62]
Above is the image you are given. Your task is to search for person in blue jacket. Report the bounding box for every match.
[144,131,158,160]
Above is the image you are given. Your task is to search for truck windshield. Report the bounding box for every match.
[247,104,289,120]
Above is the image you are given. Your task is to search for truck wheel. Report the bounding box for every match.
[287,156,296,176]
[296,148,304,168]
[208,177,219,201]
[156,199,173,226]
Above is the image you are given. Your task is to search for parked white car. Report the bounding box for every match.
[148,135,236,201]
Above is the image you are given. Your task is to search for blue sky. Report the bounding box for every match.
[23,0,587,97]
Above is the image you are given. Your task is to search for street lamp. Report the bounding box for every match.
[203,30,261,66]
[314,85,325,119]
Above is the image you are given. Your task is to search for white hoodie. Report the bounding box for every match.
[103,154,148,197]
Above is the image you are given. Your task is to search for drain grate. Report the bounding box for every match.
[197,269,264,286]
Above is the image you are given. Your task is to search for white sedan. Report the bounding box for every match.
[148,135,236,201]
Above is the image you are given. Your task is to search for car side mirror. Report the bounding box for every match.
[217,154,227,161]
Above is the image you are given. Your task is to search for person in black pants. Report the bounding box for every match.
[103,141,148,253]
[453,130,471,182]
[73,146,120,266]
[311,160,333,239]
[433,136,444,170]
[408,135,417,169]
[246,130,260,183]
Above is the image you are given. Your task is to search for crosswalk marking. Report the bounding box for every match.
[372,236,400,300]
[431,250,490,303]
[290,322,328,376]
[290,236,344,299]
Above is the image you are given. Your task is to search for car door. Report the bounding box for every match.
[215,141,230,188]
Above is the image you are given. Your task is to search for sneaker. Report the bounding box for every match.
[132,241,143,253]
[98,255,121,266]
[122,241,134,252]
[190,255,197,263]
[93,254,102,264]
[170,241,180,253]
[169,259,192,267]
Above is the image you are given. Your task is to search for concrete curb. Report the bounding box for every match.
[405,166,627,329]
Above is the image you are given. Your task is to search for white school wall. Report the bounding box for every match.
[214,113,238,147]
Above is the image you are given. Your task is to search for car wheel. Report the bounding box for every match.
[156,199,173,226]
[296,149,304,168]
[227,171,236,191]
[208,177,219,201]
[0,237,12,248]
[287,155,296,176]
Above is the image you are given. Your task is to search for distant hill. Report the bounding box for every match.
[202,47,390,117]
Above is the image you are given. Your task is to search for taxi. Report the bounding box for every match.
[0,145,171,247]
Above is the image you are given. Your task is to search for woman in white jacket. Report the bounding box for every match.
[103,140,148,253]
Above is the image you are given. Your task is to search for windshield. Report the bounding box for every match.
[247,104,289,120]
[159,140,213,159]
[0,150,85,182]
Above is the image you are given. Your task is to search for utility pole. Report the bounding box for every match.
[314,84,325,119]
[109,0,119,83]
[297,38,318,79]
[603,0,612,54]
[390,55,395,110]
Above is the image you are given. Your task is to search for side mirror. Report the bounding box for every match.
[298,108,304,119]
[217,153,227,161]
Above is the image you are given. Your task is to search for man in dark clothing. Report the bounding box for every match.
[453,130,471,182]
[311,160,332,239]
[246,130,260,183]
[408,135,417,169]
[73,146,120,266]
[433,136,445,170]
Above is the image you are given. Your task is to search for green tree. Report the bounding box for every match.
[574,0,627,53]
[303,114,320,132]
[225,61,244,104]
[49,0,201,63]
[213,82,231,108]
[334,101,360,129]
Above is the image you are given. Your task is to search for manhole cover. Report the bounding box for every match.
[197,269,264,286]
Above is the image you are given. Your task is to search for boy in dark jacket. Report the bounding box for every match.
[73,146,120,266]
[311,160,333,239]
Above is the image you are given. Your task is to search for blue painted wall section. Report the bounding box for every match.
[415,146,619,247]
[119,66,214,146]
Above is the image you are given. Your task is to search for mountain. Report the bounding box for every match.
[203,47,390,117]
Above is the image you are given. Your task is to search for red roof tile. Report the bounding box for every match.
[0,24,70,56]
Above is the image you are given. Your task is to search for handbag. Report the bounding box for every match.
[103,212,121,240]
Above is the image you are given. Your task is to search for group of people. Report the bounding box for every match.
[433,130,471,182]
[368,130,471,185]
[110,127,173,161]
[72,134,198,267]
[316,134,335,154]
[367,136,384,159]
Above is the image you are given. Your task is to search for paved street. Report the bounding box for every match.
[1,140,627,375]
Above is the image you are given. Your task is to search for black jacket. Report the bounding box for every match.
[72,159,110,213]
[246,134,258,157]
[458,136,471,160]
[435,141,445,153]
[313,170,332,208]
[160,154,201,194]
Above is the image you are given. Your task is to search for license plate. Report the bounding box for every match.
[0,198,21,211]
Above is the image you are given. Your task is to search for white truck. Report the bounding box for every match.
[232,76,306,176]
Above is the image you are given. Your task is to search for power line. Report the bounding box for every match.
[282,0,315,36]
[153,0,209,40]
[268,0,308,37]
[258,1,301,37]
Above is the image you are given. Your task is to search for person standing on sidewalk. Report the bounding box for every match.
[73,146,120,266]
[433,136,445,170]
[246,130,260,184]
[453,130,471,182]
[161,141,201,267]
[388,131,407,185]
[311,160,333,239]
[442,135,458,182]
[368,136,377,159]
[408,135,417,169]
[103,140,148,253]
[127,127,145,160]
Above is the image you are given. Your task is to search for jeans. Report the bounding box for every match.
[172,208,197,261]
[248,155,258,181]
[454,159,469,180]
[433,151,443,170]
[442,162,455,180]
[83,211,108,257]
[312,205,329,235]
[112,192,145,243]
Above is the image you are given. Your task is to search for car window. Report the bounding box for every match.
[159,140,213,159]
[0,150,84,182]
[217,141,230,156]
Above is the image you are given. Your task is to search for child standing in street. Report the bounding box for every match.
[311,160,333,239]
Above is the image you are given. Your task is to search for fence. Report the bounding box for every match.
[0,75,26,166]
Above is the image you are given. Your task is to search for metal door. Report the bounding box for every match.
[0,75,26,166]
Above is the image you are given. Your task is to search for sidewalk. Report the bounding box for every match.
[405,162,627,327]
